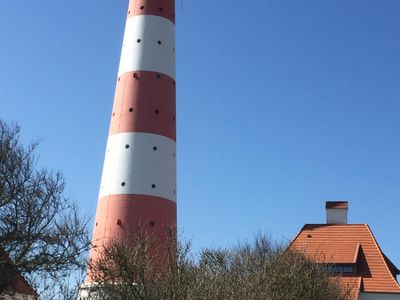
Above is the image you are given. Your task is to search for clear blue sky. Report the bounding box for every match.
[1,1,399,268]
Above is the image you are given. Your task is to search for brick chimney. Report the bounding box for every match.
[326,201,348,224]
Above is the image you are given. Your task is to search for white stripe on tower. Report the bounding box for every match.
[118,15,175,78]
[99,132,176,201]
[86,0,176,283]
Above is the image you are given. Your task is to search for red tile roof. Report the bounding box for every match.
[294,241,359,264]
[0,248,37,297]
[336,276,361,300]
[289,224,400,294]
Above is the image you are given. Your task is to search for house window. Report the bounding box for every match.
[327,265,354,274]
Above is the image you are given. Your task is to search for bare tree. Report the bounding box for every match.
[88,231,352,300]
[87,229,190,299]
[193,235,351,300]
[0,120,91,298]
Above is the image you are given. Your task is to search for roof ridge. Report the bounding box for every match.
[364,224,400,292]
[287,225,307,251]
[383,253,400,276]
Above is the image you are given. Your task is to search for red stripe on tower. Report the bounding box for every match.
[111,71,176,140]
[83,0,176,288]
[128,1,175,23]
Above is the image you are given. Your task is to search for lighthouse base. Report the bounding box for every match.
[77,283,98,300]
[78,282,142,300]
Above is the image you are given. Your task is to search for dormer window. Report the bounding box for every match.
[327,265,354,274]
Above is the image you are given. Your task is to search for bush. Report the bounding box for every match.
[87,231,350,300]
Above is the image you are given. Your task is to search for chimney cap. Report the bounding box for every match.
[326,201,348,210]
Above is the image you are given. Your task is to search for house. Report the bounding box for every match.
[289,201,400,300]
[0,248,37,300]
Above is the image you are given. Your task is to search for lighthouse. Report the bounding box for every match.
[82,0,176,291]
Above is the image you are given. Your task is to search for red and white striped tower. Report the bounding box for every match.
[85,0,176,284]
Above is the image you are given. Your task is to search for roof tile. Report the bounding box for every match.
[289,224,400,294]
